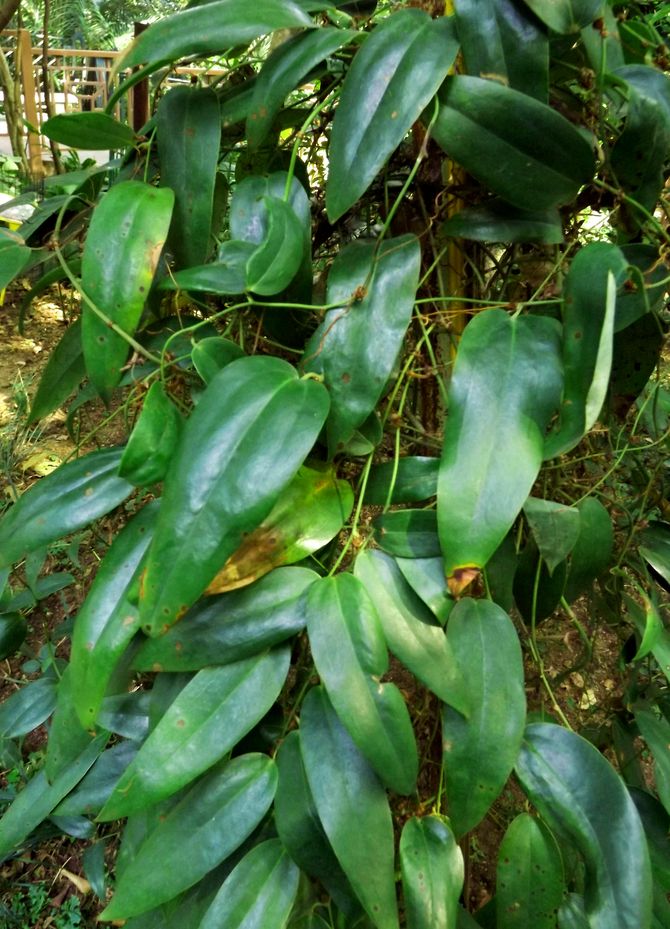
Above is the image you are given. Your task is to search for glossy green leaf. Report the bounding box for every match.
[610,312,665,407]
[300,686,399,929]
[513,542,567,623]
[485,533,517,613]
[230,172,309,246]
[400,815,464,929]
[611,66,670,222]
[157,87,220,268]
[192,337,246,384]
[46,667,100,782]
[326,10,458,221]
[364,456,439,505]
[453,0,548,101]
[118,384,182,486]
[42,112,136,149]
[138,356,329,635]
[28,319,85,423]
[558,894,589,929]
[442,200,563,244]
[0,735,106,861]
[395,556,454,625]
[437,309,562,590]
[432,76,595,211]
[443,598,526,838]
[635,711,670,816]
[70,502,158,728]
[518,0,602,33]
[305,574,418,795]
[81,180,174,400]
[640,520,670,584]
[102,754,277,919]
[0,447,132,569]
[0,613,26,660]
[0,227,31,290]
[354,550,469,715]
[133,566,316,672]
[275,731,358,915]
[304,235,420,455]
[162,241,254,295]
[516,722,652,929]
[545,243,627,458]
[247,27,356,149]
[206,466,353,594]
[523,497,581,575]
[630,788,670,888]
[116,0,314,71]
[372,509,440,558]
[580,5,624,72]
[99,646,289,819]
[564,498,613,602]
[98,691,151,741]
[54,740,139,817]
[122,862,235,929]
[245,196,305,295]
[632,593,665,662]
[496,813,565,929]
[199,838,299,929]
[0,676,57,738]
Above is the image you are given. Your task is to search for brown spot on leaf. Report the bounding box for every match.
[447,566,480,597]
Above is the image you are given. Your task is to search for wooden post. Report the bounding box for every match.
[131,22,149,133]
[17,28,44,178]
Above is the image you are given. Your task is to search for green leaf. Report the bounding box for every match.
[28,319,85,423]
[523,497,581,575]
[372,510,440,558]
[442,200,563,244]
[327,10,459,220]
[101,754,277,919]
[364,456,439,505]
[443,599,526,838]
[558,894,589,929]
[513,541,567,623]
[640,520,670,584]
[437,309,562,590]
[635,712,670,816]
[245,196,306,295]
[70,502,158,728]
[162,241,254,296]
[400,816,464,929]
[0,676,57,738]
[545,243,627,458]
[157,87,220,269]
[133,566,317,672]
[118,384,183,486]
[41,112,136,149]
[305,574,418,795]
[0,613,26,660]
[247,27,356,150]
[275,731,358,915]
[616,244,667,332]
[564,498,613,602]
[81,180,174,400]
[395,556,454,625]
[630,788,670,888]
[98,646,290,819]
[354,550,469,715]
[516,722,652,929]
[518,0,602,33]
[46,667,101,782]
[116,0,315,71]
[453,0,549,101]
[632,593,665,662]
[300,686,399,929]
[0,447,133,569]
[54,741,139,817]
[198,838,299,929]
[432,76,595,211]
[496,813,565,929]
[205,466,353,594]
[192,337,246,384]
[304,235,420,455]
[138,356,329,635]
[0,228,31,290]
[0,735,106,861]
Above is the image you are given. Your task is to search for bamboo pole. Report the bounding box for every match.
[17,28,43,178]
